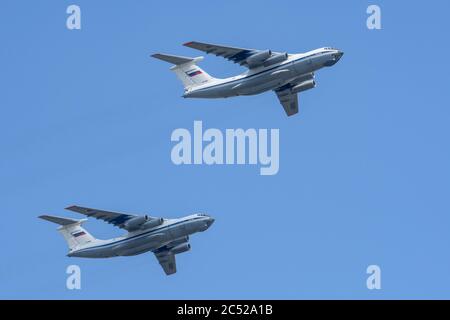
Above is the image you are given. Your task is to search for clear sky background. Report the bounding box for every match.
[1,0,450,299]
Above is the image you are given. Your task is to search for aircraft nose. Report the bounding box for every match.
[206,217,215,228]
[334,50,343,60]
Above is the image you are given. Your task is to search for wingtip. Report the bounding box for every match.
[65,205,77,211]
[183,41,194,47]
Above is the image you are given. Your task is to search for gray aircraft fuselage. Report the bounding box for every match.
[67,214,214,258]
[183,48,343,98]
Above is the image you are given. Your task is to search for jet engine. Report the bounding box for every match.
[263,52,288,67]
[170,236,189,247]
[124,215,149,231]
[170,243,191,255]
[291,79,316,94]
[124,215,164,231]
[246,50,272,68]
[141,217,164,229]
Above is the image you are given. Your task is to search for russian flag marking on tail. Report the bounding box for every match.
[72,231,86,237]
[187,70,203,77]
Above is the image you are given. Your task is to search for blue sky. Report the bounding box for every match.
[1,0,450,299]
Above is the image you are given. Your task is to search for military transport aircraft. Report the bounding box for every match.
[39,206,215,275]
[152,41,343,116]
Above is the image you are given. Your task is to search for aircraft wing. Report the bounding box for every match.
[183,41,261,67]
[274,89,299,116]
[65,205,136,230]
[153,238,190,275]
[274,73,316,116]
[154,251,177,275]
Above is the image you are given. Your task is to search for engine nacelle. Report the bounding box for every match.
[291,79,316,94]
[246,50,271,68]
[170,236,189,247]
[124,215,148,231]
[263,52,288,67]
[141,217,164,229]
[170,243,191,255]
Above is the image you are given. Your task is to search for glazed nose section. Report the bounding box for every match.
[334,50,344,62]
[206,217,215,228]
[325,50,344,67]
[195,217,215,232]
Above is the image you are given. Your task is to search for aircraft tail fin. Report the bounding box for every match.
[151,53,215,90]
[39,215,96,251]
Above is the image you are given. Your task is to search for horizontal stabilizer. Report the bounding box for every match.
[152,52,213,90]
[39,215,83,226]
[151,53,201,66]
[39,214,95,250]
